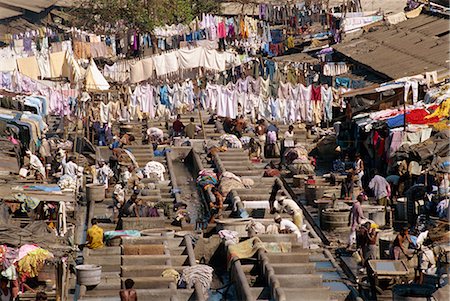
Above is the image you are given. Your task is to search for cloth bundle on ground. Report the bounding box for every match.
[264,168,281,177]
[246,220,266,235]
[284,145,309,164]
[180,265,214,299]
[0,222,58,249]
[144,161,166,181]
[207,146,227,157]
[122,244,165,255]
[314,134,337,159]
[285,145,315,175]
[161,268,180,282]
[266,224,279,234]
[196,169,218,189]
[0,245,17,271]
[104,230,141,241]
[219,134,242,148]
[218,172,254,196]
[218,230,239,245]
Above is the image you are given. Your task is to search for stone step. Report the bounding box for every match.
[86,246,121,256]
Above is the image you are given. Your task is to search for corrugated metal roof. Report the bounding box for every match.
[0,0,67,20]
[333,14,449,79]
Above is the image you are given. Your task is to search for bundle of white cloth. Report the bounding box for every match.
[180,265,214,299]
[144,161,166,181]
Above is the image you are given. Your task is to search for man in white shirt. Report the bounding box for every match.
[274,214,301,241]
[273,196,301,213]
[62,156,80,177]
[272,196,303,228]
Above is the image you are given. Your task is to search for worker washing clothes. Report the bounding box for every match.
[369,170,391,206]
[369,170,392,226]
[24,150,46,181]
[86,218,104,249]
[391,227,413,260]
[271,196,304,230]
[341,172,355,200]
[348,194,368,248]
[274,214,302,242]
[116,192,140,230]
[353,153,364,188]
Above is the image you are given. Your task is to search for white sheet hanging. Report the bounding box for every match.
[178,47,204,69]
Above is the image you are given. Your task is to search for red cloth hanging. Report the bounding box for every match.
[311,85,321,100]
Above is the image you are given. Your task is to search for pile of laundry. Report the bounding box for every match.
[179,265,214,299]
[161,268,180,282]
[144,161,166,181]
[218,230,239,246]
[196,169,218,190]
[219,134,242,148]
[0,244,53,282]
[13,193,41,213]
[218,172,254,196]
[284,145,315,175]
[58,175,78,191]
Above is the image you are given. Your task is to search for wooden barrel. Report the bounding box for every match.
[321,209,350,231]
[76,264,102,287]
[86,184,105,202]
[305,185,324,205]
